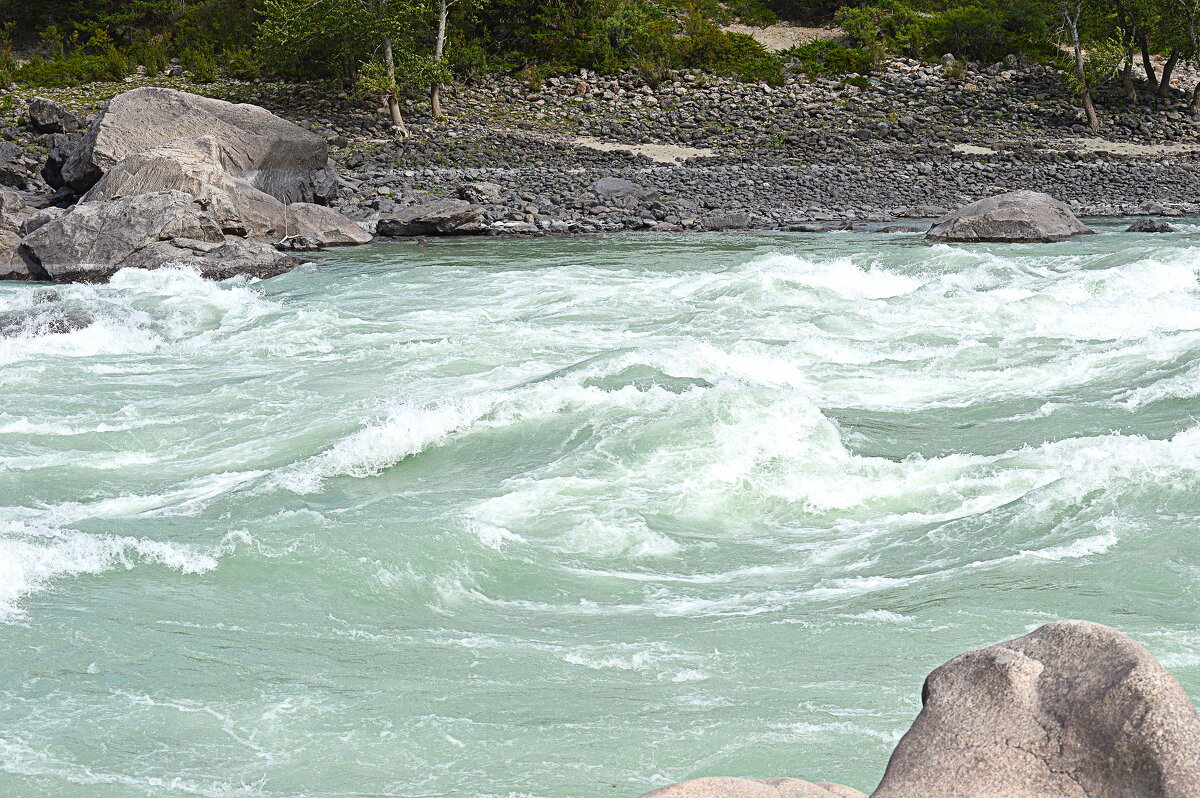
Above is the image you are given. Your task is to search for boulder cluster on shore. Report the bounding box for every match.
[1,54,1199,271]
[643,621,1200,798]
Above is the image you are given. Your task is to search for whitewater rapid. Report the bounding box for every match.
[1,227,1198,797]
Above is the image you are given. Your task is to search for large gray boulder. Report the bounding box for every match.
[639,777,865,798]
[83,136,369,247]
[83,136,286,238]
[926,191,1093,243]
[377,198,482,236]
[590,176,658,204]
[61,87,337,204]
[18,190,224,282]
[1127,218,1175,233]
[872,621,1200,798]
[0,246,39,280]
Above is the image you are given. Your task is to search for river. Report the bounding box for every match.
[1,227,1198,797]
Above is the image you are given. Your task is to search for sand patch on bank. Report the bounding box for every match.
[1058,137,1200,156]
[573,136,716,163]
[723,23,843,52]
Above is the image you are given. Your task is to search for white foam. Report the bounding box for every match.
[0,521,235,621]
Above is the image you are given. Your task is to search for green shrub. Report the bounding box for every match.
[14,47,129,86]
[223,47,261,80]
[911,0,1052,62]
[128,38,169,75]
[783,40,872,75]
[181,45,217,83]
[678,24,785,85]
[734,0,779,27]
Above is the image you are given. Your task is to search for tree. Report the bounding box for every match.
[1165,0,1200,109]
[1049,0,1123,132]
[258,0,434,135]
[430,0,454,117]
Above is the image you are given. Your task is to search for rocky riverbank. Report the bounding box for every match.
[4,55,1200,250]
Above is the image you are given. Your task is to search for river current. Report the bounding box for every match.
[1,226,1198,797]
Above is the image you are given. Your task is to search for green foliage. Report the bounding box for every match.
[678,23,785,84]
[181,45,217,83]
[127,37,169,75]
[782,39,873,75]
[14,42,129,86]
[913,0,1053,61]
[223,47,261,80]
[732,0,778,27]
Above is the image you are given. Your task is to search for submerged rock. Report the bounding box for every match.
[61,86,338,204]
[0,305,93,337]
[926,191,1093,243]
[872,621,1200,798]
[1127,218,1175,233]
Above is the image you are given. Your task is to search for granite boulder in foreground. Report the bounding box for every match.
[926,191,1094,242]
[640,621,1200,798]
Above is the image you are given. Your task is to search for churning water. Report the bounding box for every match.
[1,226,1198,797]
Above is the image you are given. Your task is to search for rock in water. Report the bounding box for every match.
[872,620,1200,798]
[376,199,482,236]
[60,87,337,204]
[0,306,93,337]
[638,777,866,797]
[18,190,224,282]
[926,191,1093,243]
[285,203,373,246]
[1127,218,1176,233]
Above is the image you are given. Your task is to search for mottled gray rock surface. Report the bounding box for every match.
[926,191,1093,242]
[376,198,481,236]
[19,190,223,282]
[639,622,1200,798]
[62,87,337,203]
[872,621,1200,798]
[1127,218,1176,233]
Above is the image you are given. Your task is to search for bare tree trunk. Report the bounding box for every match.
[1081,88,1099,132]
[1141,34,1158,91]
[1159,49,1180,97]
[382,35,411,137]
[430,0,449,118]
[1123,49,1138,102]
[1192,80,1200,112]
[1064,0,1100,133]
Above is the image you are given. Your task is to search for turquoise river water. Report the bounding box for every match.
[0,226,1198,797]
